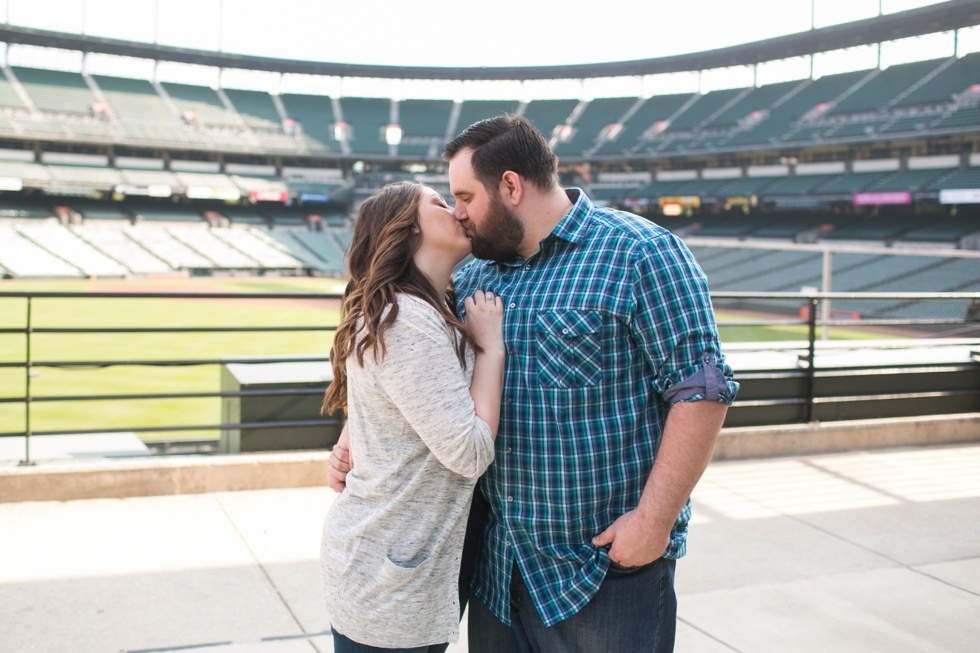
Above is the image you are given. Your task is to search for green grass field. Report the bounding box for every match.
[0,276,899,441]
[0,277,345,439]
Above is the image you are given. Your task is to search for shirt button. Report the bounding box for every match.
[506,447,512,453]
[504,541,511,547]
[507,496,514,502]
[562,328,569,334]
[509,302,516,309]
[506,398,513,404]
[524,264,531,270]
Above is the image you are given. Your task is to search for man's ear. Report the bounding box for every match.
[499,171,523,206]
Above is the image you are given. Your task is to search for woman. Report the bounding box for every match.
[320,181,505,652]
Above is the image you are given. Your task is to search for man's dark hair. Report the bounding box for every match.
[444,114,559,192]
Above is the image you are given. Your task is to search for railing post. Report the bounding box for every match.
[805,296,818,423]
[20,296,34,466]
[821,249,832,341]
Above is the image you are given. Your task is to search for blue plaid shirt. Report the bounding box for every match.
[454,189,737,627]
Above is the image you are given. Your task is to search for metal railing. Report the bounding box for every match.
[0,290,343,465]
[1,289,978,465]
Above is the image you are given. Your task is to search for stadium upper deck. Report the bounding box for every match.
[0,51,978,161]
[0,1,976,164]
[1,1,980,287]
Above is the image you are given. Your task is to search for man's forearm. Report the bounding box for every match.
[635,400,728,541]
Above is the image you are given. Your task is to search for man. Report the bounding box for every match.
[330,115,737,652]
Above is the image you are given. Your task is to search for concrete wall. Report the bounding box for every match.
[2,414,979,503]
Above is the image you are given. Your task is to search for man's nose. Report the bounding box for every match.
[453,204,466,221]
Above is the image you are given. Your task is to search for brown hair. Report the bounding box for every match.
[322,181,475,415]
[443,114,559,192]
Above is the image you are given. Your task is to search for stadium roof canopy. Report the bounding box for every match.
[1,0,979,80]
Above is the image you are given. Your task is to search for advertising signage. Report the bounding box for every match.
[852,191,911,205]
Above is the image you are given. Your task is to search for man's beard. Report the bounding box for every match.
[469,192,525,262]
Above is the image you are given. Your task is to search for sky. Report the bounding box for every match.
[1,0,975,99]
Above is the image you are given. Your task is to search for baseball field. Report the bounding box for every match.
[0,276,890,442]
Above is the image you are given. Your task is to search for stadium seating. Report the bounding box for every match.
[748,213,837,240]
[118,168,182,188]
[16,223,130,276]
[706,80,803,132]
[0,54,973,159]
[46,164,123,188]
[212,228,305,269]
[896,214,980,244]
[664,177,732,199]
[260,228,337,273]
[0,71,27,109]
[0,40,977,302]
[819,213,926,242]
[894,52,980,108]
[261,207,309,228]
[867,168,952,192]
[329,227,352,252]
[71,224,174,274]
[224,89,282,130]
[397,99,454,155]
[0,225,83,277]
[125,226,216,269]
[11,67,96,115]
[0,160,52,187]
[227,174,288,194]
[829,59,946,115]
[688,213,779,238]
[687,244,980,320]
[455,100,520,135]
[0,197,56,220]
[522,99,579,140]
[598,93,695,155]
[812,171,891,195]
[165,227,256,268]
[128,203,206,223]
[934,104,980,129]
[739,71,868,146]
[223,88,300,153]
[554,97,635,157]
[161,82,240,128]
[68,200,129,221]
[931,167,980,190]
[278,93,337,152]
[339,97,392,155]
[758,174,839,196]
[290,231,347,274]
[218,207,267,226]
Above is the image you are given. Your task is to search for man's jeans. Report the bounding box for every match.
[469,558,677,653]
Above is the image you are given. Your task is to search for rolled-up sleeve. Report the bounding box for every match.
[628,232,738,406]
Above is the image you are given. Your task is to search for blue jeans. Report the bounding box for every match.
[468,558,677,653]
[331,627,447,653]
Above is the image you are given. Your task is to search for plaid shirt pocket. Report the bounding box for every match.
[534,309,604,388]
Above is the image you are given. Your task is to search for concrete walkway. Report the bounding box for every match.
[2,443,979,653]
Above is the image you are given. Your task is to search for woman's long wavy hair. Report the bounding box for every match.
[322,181,476,415]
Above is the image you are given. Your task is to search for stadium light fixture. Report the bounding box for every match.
[385,124,403,146]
